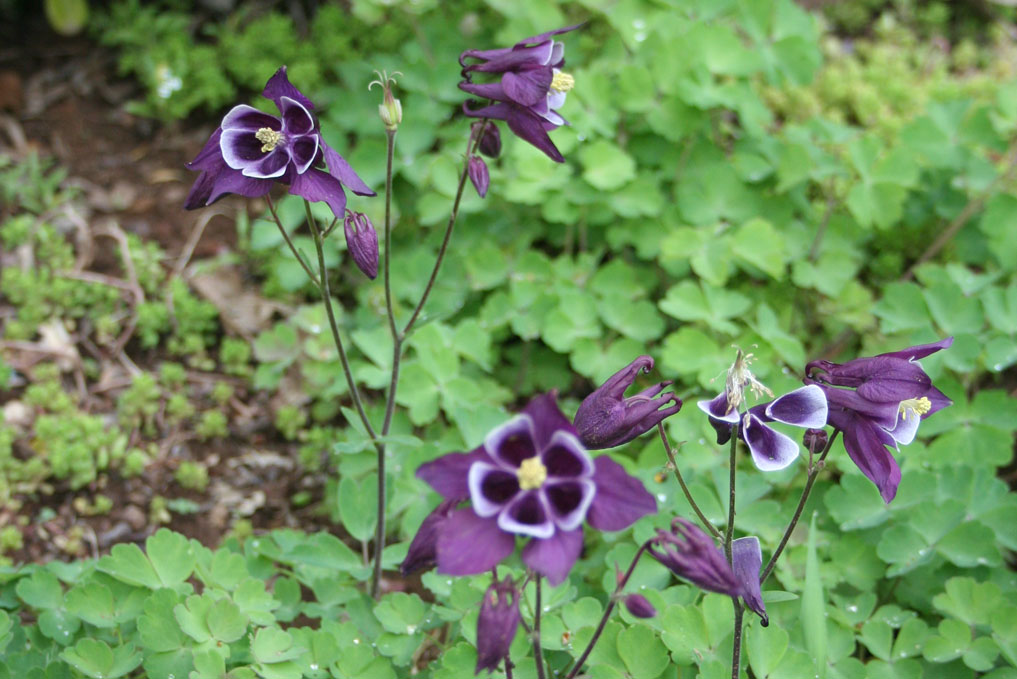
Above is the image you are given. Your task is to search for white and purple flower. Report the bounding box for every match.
[698,385,829,471]
[184,66,375,220]
[407,393,656,585]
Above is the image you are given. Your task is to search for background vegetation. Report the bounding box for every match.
[1,0,1016,677]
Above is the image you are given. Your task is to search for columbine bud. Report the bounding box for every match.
[343,211,379,279]
[573,356,681,449]
[803,428,828,455]
[473,121,502,158]
[468,156,489,198]
[622,593,656,619]
[648,518,740,596]
[732,536,768,626]
[475,576,521,674]
[370,70,402,131]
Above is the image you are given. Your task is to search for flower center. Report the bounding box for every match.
[550,71,575,93]
[517,456,547,491]
[255,127,284,153]
[898,396,932,420]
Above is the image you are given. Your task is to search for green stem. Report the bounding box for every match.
[724,423,738,563]
[657,423,722,541]
[266,195,320,288]
[759,429,840,585]
[401,119,488,338]
[532,576,547,679]
[731,599,744,679]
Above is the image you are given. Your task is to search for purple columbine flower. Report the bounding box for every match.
[343,210,379,279]
[732,536,767,626]
[459,25,581,163]
[184,66,375,219]
[805,337,953,503]
[697,385,829,471]
[409,393,656,585]
[475,575,522,674]
[574,356,682,449]
[468,156,490,198]
[648,518,740,596]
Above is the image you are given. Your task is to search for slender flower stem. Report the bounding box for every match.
[759,429,840,585]
[382,127,399,353]
[730,599,744,679]
[724,423,739,563]
[266,195,320,288]
[401,119,488,338]
[532,576,547,679]
[657,424,722,541]
[565,540,653,679]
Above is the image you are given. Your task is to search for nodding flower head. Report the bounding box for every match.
[343,210,379,279]
[475,575,522,674]
[406,392,657,585]
[805,337,953,503]
[648,518,740,596]
[459,25,581,163]
[184,66,375,219]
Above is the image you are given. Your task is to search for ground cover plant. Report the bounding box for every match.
[2,1,1017,678]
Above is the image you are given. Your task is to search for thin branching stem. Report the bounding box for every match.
[533,576,547,679]
[731,599,744,679]
[565,540,654,679]
[759,429,840,585]
[266,195,320,288]
[724,423,738,563]
[657,423,722,540]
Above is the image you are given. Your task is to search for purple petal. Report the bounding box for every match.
[322,143,376,197]
[221,104,280,132]
[400,498,458,577]
[924,386,953,416]
[521,527,583,585]
[818,385,899,430]
[543,479,595,531]
[244,148,289,179]
[498,491,555,539]
[288,168,347,221]
[832,410,901,504]
[541,430,594,478]
[186,128,225,171]
[468,155,490,198]
[461,100,514,122]
[203,167,273,205]
[586,455,656,531]
[502,67,553,107]
[290,135,320,175]
[505,107,565,162]
[416,449,488,500]
[436,508,515,577]
[279,96,314,135]
[459,81,510,102]
[732,536,767,625]
[485,414,539,468]
[697,392,741,423]
[742,414,799,471]
[521,393,577,450]
[220,128,270,169]
[262,66,315,112]
[878,336,954,362]
[764,385,828,428]
[467,42,556,74]
[468,462,521,517]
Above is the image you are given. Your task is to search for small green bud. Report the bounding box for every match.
[370,70,403,130]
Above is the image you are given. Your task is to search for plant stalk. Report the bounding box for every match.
[657,423,722,541]
[533,576,547,679]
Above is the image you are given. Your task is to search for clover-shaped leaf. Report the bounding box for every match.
[60,639,142,679]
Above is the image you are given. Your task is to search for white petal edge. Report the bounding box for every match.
[697,393,741,423]
[468,462,514,518]
[544,478,596,531]
[764,385,828,429]
[542,429,595,478]
[743,415,799,472]
[484,414,537,468]
[498,492,555,539]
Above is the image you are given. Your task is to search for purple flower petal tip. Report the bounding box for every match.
[623,593,657,619]
[468,156,490,198]
[732,536,767,626]
[343,211,379,279]
[649,518,740,596]
[475,576,522,674]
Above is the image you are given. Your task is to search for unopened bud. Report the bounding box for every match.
[343,211,379,279]
[370,70,402,131]
[473,121,501,158]
[622,593,656,619]
[468,156,489,198]
[803,428,828,455]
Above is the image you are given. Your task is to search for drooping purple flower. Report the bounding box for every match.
[401,498,459,577]
[184,66,375,219]
[459,25,581,163]
[468,156,490,198]
[574,356,682,450]
[475,575,522,674]
[648,518,740,596]
[805,337,953,503]
[411,393,656,585]
[343,210,379,279]
[697,385,829,471]
[732,536,767,626]
[622,593,657,619]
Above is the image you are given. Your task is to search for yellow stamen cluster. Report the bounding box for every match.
[517,456,548,490]
[550,71,575,93]
[899,396,932,419]
[255,127,283,153]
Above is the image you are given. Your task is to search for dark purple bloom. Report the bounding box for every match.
[622,593,657,619]
[648,518,740,596]
[414,393,656,585]
[732,536,767,626]
[697,385,828,471]
[574,356,682,450]
[474,121,502,158]
[459,25,580,163]
[343,210,379,279]
[475,576,522,674]
[184,66,375,219]
[805,337,953,503]
[468,156,490,198]
[401,498,459,577]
